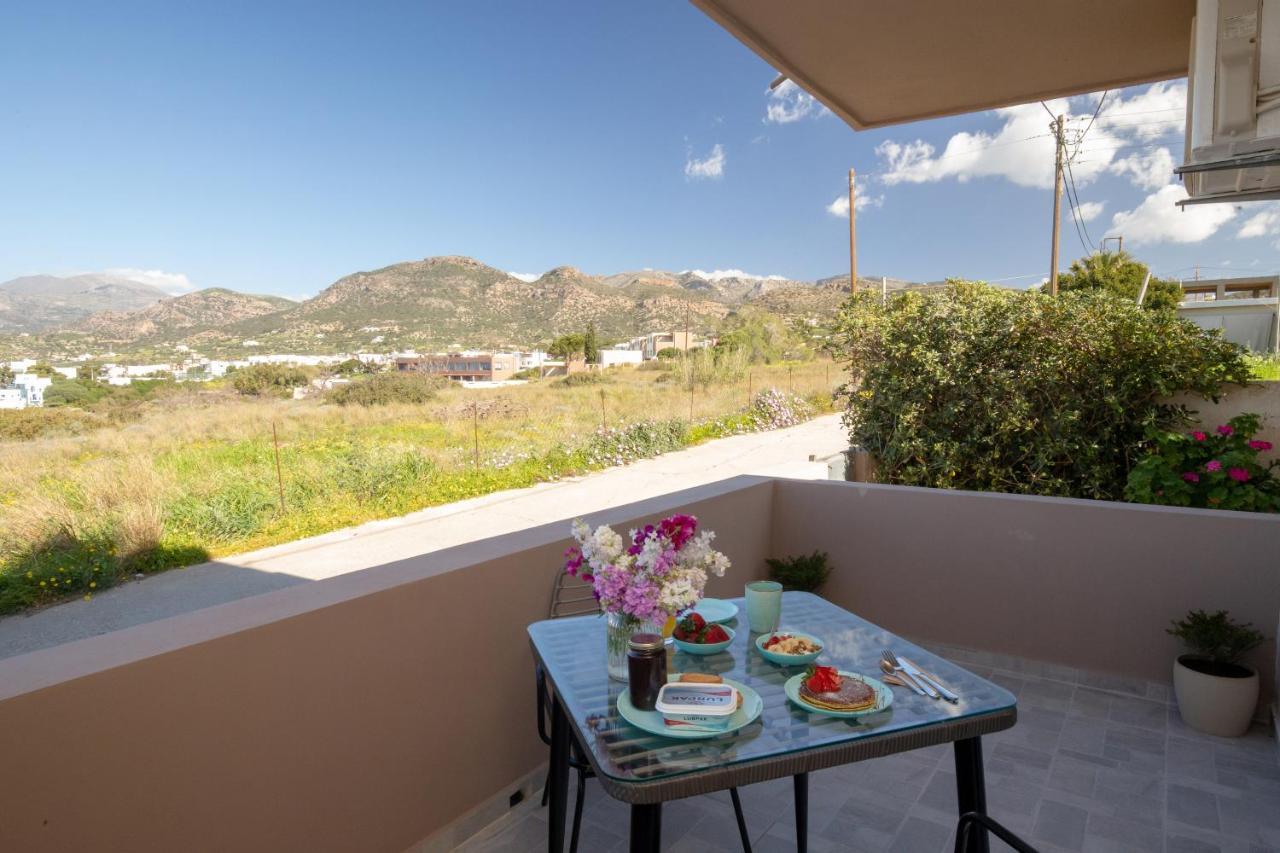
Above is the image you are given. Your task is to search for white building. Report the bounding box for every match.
[1,374,52,408]
[0,387,28,409]
[53,366,78,379]
[599,348,643,367]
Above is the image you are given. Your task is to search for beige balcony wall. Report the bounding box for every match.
[0,479,774,853]
[772,479,1280,708]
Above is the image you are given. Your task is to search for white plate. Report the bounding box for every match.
[692,598,738,624]
[617,677,763,739]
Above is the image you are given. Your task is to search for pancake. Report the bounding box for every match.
[799,676,877,712]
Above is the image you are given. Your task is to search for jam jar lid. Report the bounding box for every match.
[628,632,665,651]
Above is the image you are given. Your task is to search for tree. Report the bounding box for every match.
[583,323,600,364]
[0,364,12,386]
[231,364,309,396]
[547,333,585,358]
[28,362,57,377]
[334,358,377,376]
[1055,250,1183,312]
[716,307,802,363]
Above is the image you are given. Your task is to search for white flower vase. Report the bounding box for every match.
[605,611,661,681]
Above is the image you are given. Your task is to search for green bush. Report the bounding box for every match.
[231,364,309,396]
[1125,414,1279,512]
[326,373,442,406]
[0,407,104,441]
[829,282,1251,500]
[556,371,607,388]
[766,551,832,592]
[1167,609,1265,666]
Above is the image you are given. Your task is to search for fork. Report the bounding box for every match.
[882,648,939,699]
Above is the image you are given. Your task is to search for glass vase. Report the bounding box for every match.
[605,611,661,681]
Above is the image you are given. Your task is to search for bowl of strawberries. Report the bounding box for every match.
[672,612,735,655]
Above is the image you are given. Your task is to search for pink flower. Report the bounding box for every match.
[1205,460,1222,472]
[1216,425,1234,436]
[1248,440,1273,451]
[1191,431,1207,442]
[1228,467,1250,482]
[1181,472,1200,483]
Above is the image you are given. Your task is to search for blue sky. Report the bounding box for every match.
[2,1,1278,299]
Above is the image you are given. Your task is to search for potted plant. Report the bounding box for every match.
[1168,609,1266,737]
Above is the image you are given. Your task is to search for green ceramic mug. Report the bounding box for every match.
[745,580,783,633]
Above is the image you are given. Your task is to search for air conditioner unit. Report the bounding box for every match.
[1178,0,1280,204]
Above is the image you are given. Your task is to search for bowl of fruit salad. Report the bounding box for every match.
[756,631,824,666]
[672,612,735,655]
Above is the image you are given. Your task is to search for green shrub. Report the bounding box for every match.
[583,420,686,466]
[766,551,832,592]
[231,364,309,397]
[655,347,681,360]
[829,282,1251,500]
[556,371,607,388]
[1167,609,1265,666]
[1125,413,1279,512]
[326,373,442,406]
[1247,354,1280,381]
[0,408,104,441]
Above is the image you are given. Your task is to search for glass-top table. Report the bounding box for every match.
[528,592,1017,852]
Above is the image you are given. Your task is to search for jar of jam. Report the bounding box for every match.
[627,633,667,711]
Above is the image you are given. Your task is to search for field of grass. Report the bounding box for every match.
[0,361,839,614]
[1247,354,1280,381]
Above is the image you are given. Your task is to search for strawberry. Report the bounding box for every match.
[804,664,842,693]
[674,613,703,642]
[703,624,730,644]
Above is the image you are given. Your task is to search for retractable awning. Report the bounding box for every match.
[689,0,1195,129]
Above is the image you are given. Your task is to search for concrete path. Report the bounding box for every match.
[0,415,848,660]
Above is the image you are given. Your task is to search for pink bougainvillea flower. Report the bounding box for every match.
[1216,425,1234,436]
[1181,472,1200,483]
[1228,467,1250,482]
[1248,439,1273,451]
[1205,460,1223,472]
[1191,431,1207,442]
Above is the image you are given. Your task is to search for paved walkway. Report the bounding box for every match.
[0,415,847,660]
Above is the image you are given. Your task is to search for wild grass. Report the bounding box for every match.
[1247,354,1280,381]
[0,361,838,614]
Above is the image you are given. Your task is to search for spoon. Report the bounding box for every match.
[881,659,925,695]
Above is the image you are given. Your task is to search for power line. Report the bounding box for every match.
[1079,90,1108,142]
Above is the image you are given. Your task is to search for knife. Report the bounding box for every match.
[899,657,960,703]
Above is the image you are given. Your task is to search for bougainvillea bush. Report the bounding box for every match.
[1125,414,1280,512]
[829,282,1252,500]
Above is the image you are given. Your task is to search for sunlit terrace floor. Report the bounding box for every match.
[459,646,1279,853]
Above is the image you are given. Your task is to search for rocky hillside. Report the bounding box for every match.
[8,256,934,355]
[0,273,170,332]
[81,288,296,342]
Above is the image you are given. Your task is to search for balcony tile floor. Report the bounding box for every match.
[459,652,1278,853]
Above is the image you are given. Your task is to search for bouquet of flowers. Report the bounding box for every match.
[564,513,730,623]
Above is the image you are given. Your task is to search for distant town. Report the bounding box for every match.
[0,329,713,409]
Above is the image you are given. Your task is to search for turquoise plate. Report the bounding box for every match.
[617,677,763,740]
[755,630,824,667]
[784,671,894,718]
[692,598,738,624]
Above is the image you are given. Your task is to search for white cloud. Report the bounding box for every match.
[826,193,884,218]
[1236,206,1280,239]
[508,271,541,282]
[682,268,787,282]
[1110,184,1236,244]
[104,267,197,294]
[873,81,1187,192]
[1076,201,1106,222]
[764,80,828,124]
[1109,147,1175,191]
[684,144,725,180]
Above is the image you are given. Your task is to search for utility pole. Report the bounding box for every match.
[1195,265,1201,281]
[848,168,858,292]
[1048,115,1065,296]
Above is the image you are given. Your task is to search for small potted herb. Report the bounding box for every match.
[1168,609,1265,737]
[765,551,832,593]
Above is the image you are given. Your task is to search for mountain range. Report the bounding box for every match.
[0,258,920,354]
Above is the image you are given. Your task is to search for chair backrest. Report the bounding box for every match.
[549,569,600,619]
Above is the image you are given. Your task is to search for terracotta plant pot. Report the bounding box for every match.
[1172,655,1259,737]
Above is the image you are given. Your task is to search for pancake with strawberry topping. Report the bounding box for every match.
[798,665,877,712]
